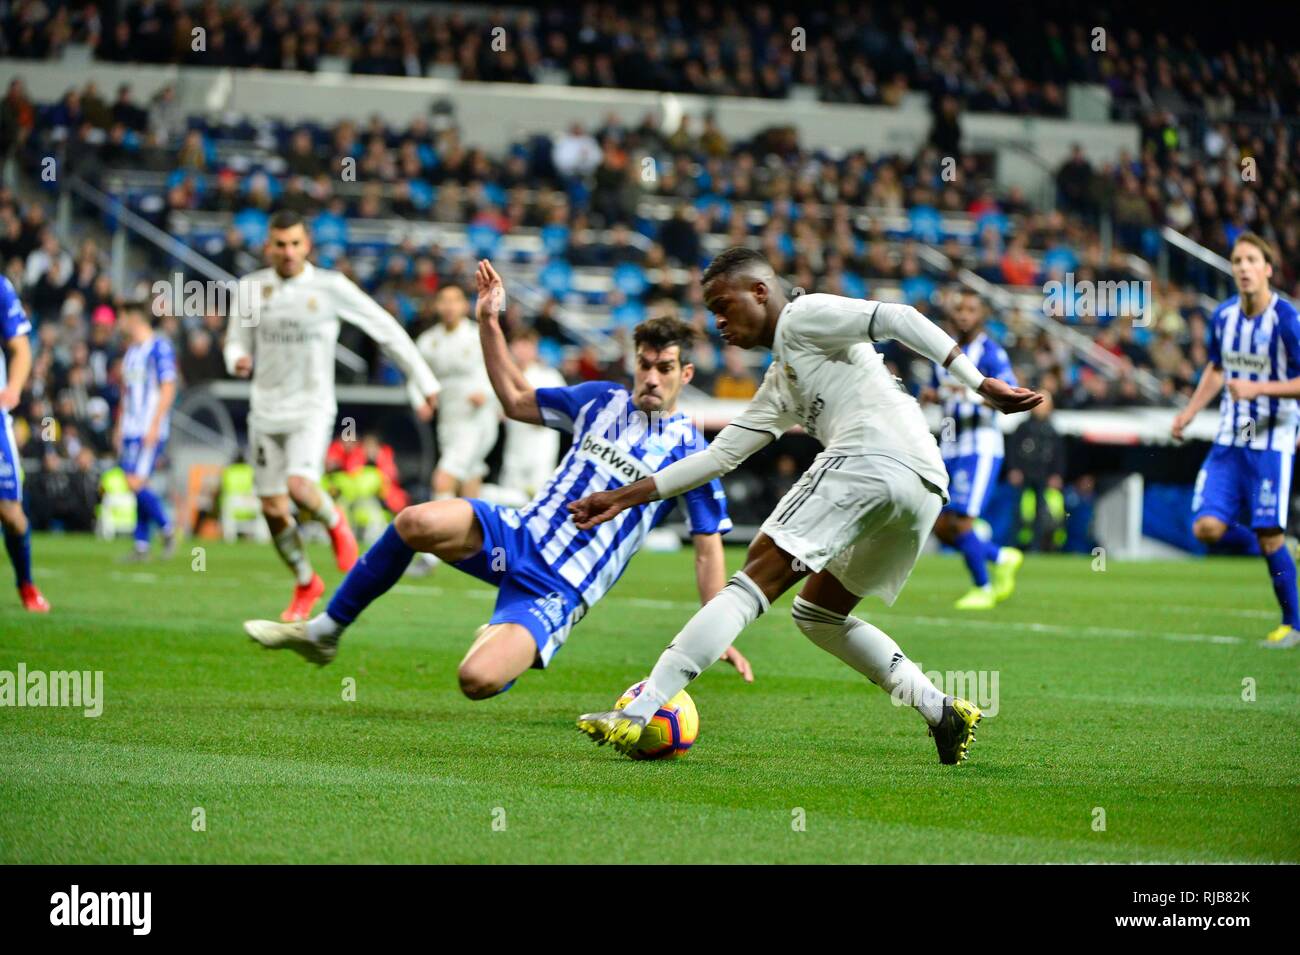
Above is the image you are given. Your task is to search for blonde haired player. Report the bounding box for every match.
[573,248,1041,764]
[225,210,440,621]
[1172,232,1300,649]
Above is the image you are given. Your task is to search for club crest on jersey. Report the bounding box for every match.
[577,433,652,484]
[1253,326,1271,350]
[783,362,799,383]
[307,296,318,311]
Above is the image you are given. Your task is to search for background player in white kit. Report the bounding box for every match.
[572,248,1040,765]
[498,328,565,503]
[921,288,1025,609]
[224,210,440,622]
[417,285,500,501]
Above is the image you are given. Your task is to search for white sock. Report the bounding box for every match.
[272,524,315,586]
[622,571,769,722]
[306,488,339,528]
[792,595,947,726]
[306,613,342,642]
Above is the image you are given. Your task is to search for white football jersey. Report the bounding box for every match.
[224,262,439,433]
[732,293,948,492]
[501,362,567,496]
[416,318,494,410]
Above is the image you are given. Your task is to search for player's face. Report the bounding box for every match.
[704,275,769,349]
[1231,243,1272,298]
[436,288,468,323]
[265,224,311,278]
[953,294,983,334]
[632,345,692,414]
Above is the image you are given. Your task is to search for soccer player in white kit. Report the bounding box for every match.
[498,328,565,502]
[224,211,440,622]
[417,285,500,501]
[573,248,1040,764]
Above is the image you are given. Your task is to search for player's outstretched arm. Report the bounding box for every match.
[475,259,542,424]
[866,302,1041,414]
[333,274,440,415]
[1171,363,1224,440]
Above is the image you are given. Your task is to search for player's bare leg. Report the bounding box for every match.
[0,500,48,612]
[262,493,324,622]
[457,623,538,699]
[795,570,980,765]
[287,474,357,572]
[246,499,483,662]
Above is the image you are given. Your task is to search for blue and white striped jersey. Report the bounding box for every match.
[523,381,731,607]
[120,335,177,439]
[0,277,32,396]
[1209,293,1300,449]
[931,331,1016,459]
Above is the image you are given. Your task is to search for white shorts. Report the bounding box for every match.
[762,452,945,604]
[436,402,499,482]
[249,418,334,497]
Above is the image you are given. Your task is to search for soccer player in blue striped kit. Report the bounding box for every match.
[115,302,178,560]
[0,275,49,612]
[922,288,1024,609]
[242,260,753,692]
[1172,233,1300,648]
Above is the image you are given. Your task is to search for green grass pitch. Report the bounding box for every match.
[1,534,1297,864]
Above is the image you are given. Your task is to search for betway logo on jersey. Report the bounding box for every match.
[1221,350,1271,376]
[577,433,653,484]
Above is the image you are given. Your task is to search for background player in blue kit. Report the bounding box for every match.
[922,288,1024,610]
[114,302,178,561]
[243,259,753,692]
[0,275,49,612]
[1173,233,1300,648]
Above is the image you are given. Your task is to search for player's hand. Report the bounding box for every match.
[1227,379,1261,403]
[0,384,18,412]
[1170,410,1191,441]
[720,646,754,683]
[475,259,505,323]
[233,356,253,378]
[977,378,1043,414]
[143,423,160,448]
[468,391,487,408]
[568,490,627,530]
[417,391,438,421]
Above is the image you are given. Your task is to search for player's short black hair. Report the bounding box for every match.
[701,246,772,287]
[269,209,305,231]
[633,315,696,367]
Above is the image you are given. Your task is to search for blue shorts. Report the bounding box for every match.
[452,498,587,669]
[121,436,167,479]
[942,453,1002,518]
[0,412,21,502]
[1193,444,1293,530]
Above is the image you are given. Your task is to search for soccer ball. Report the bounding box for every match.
[614,680,698,760]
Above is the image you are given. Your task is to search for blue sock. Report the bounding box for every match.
[981,538,1001,562]
[136,488,171,535]
[327,524,415,626]
[955,529,991,587]
[4,526,32,587]
[1216,523,1257,555]
[1264,547,1300,628]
